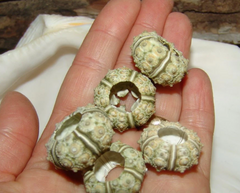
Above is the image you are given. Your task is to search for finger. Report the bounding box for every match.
[41,0,141,138]
[180,68,215,180]
[27,0,142,168]
[115,0,174,68]
[114,4,192,146]
[0,92,38,182]
[54,0,141,115]
[155,12,192,121]
[113,5,192,157]
[140,69,213,193]
[111,0,174,147]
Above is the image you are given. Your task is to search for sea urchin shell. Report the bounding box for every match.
[83,141,147,193]
[45,104,115,172]
[94,67,156,132]
[138,117,203,173]
[131,31,188,87]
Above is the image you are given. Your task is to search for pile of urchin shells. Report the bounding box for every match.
[46,31,203,193]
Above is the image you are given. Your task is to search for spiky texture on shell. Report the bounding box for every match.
[94,67,156,132]
[84,141,147,193]
[131,31,188,87]
[138,117,203,173]
[45,104,115,172]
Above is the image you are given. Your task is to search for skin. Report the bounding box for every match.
[0,0,215,192]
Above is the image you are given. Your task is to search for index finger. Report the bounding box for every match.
[30,0,141,166]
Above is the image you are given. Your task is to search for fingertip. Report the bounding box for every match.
[134,0,174,34]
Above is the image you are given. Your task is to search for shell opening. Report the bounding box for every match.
[55,113,82,141]
[158,126,188,145]
[110,82,141,112]
[94,151,125,182]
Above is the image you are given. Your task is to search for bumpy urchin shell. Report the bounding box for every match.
[84,141,147,193]
[131,31,188,87]
[45,104,115,172]
[138,117,203,173]
[94,67,156,132]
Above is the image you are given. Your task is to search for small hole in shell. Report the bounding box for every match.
[110,82,141,112]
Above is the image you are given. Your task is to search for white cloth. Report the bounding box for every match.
[0,15,239,192]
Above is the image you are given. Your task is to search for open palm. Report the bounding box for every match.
[0,0,214,192]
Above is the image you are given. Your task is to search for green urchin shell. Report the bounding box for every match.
[45,104,115,172]
[138,117,203,173]
[83,141,147,193]
[94,67,156,132]
[131,31,188,87]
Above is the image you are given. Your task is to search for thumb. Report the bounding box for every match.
[0,92,39,182]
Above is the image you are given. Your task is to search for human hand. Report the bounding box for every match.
[0,0,214,192]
